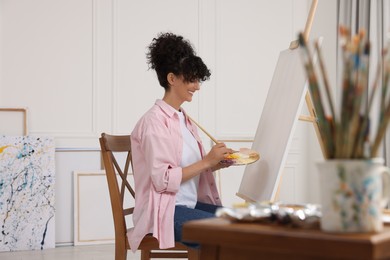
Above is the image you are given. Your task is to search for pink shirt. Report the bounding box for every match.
[128,99,221,251]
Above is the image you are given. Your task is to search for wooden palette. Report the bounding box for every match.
[223,148,260,166]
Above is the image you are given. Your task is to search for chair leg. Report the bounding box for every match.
[188,248,200,260]
[141,249,151,260]
[115,247,127,260]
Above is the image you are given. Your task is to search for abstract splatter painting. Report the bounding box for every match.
[0,136,55,251]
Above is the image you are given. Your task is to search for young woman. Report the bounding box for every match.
[128,32,234,251]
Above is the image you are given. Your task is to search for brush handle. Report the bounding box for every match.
[187,115,219,144]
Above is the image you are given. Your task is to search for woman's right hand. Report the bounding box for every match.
[204,143,234,167]
[182,142,234,182]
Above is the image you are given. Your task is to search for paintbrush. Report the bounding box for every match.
[299,33,334,158]
[350,40,370,158]
[315,40,337,123]
[346,32,367,157]
[371,97,390,157]
[186,114,219,144]
[354,45,387,157]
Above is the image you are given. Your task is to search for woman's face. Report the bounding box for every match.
[171,74,200,103]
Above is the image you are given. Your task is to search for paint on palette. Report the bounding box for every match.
[0,136,55,251]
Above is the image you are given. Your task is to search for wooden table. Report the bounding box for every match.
[182,218,390,260]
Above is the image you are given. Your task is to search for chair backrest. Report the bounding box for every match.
[100,133,197,259]
[99,133,135,249]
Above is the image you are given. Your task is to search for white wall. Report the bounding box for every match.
[0,0,338,245]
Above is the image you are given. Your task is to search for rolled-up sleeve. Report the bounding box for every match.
[141,115,182,193]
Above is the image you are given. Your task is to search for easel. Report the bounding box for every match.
[295,0,325,154]
[0,107,29,135]
[235,0,325,203]
[273,0,325,201]
[296,0,325,156]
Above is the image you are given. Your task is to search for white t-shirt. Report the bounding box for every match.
[175,110,201,208]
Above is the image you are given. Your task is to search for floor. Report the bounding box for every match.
[0,244,186,260]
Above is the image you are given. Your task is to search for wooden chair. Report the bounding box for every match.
[99,133,198,260]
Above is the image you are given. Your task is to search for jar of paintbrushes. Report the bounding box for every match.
[299,26,390,233]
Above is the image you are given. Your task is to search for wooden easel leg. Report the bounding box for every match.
[272,174,283,202]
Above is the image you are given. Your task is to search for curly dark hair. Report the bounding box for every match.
[146,32,211,90]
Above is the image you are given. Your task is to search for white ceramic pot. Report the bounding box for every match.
[317,158,390,232]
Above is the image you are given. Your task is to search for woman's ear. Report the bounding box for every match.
[167,73,175,86]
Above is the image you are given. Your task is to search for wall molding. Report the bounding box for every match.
[73,171,114,245]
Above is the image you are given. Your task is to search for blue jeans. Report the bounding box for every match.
[174,202,221,248]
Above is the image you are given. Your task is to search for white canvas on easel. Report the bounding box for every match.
[236,48,308,202]
[236,0,323,202]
